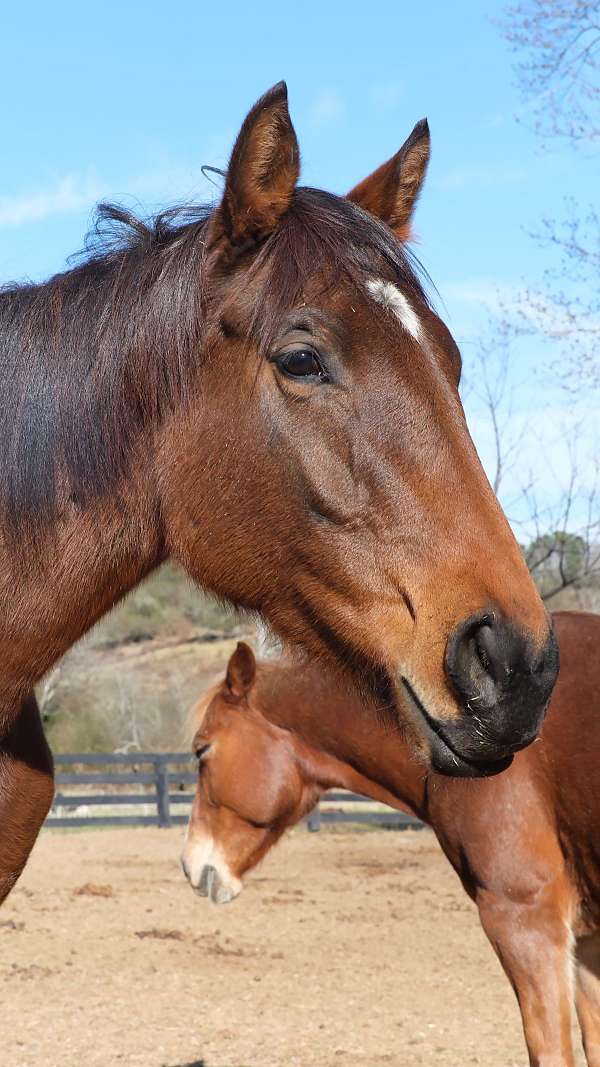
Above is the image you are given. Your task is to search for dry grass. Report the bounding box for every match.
[40,563,252,753]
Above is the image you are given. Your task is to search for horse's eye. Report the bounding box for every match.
[275,348,328,382]
[195,743,211,763]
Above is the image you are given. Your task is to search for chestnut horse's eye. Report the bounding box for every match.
[195,743,212,763]
[275,348,329,382]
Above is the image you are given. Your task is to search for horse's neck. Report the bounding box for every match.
[292,735,417,815]
[257,668,428,817]
[0,465,165,703]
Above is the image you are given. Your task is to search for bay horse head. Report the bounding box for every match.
[163,84,557,775]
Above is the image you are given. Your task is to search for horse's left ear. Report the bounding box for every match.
[225,642,257,701]
[212,81,300,251]
[347,119,430,241]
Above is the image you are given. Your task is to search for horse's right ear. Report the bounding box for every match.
[224,642,257,701]
[211,82,300,251]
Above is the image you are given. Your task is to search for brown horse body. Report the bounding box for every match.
[0,83,556,899]
[0,694,53,901]
[185,612,600,1067]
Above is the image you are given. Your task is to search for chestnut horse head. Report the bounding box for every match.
[182,644,323,903]
[1,83,558,773]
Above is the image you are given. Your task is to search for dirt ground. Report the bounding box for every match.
[0,826,583,1067]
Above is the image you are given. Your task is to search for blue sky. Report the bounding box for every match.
[1,0,597,531]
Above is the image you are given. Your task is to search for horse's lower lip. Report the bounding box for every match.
[400,678,513,779]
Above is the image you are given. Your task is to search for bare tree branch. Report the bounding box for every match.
[466,331,600,603]
[498,0,600,143]
[496,2,599,392]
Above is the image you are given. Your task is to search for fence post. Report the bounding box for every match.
[307,804,321,832]
[155,757,171,828]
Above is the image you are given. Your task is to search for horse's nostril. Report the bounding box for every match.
[448,612,524,700]
[198,864,217,898]
[473,621,510,684]
[474,632,493,678]
[444,612,559,756]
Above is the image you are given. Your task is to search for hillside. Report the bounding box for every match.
[39,563,254,753]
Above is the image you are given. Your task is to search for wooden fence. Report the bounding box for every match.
[47,752,424,832]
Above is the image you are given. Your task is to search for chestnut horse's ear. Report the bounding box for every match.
[224,642,257,701]
[213,81,300,250]
[347,119,430,241]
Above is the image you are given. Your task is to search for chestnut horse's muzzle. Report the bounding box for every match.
[180,839,242,905]
[195,864,237,905]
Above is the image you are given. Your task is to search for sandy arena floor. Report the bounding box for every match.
[0,826,583,1067]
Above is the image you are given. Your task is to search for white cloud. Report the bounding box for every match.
[441,278,535,327]
[436,278,521,337]
[441,278,514,309]
[442,278,600,341]
[369,81,404,111]
[485,112,507,129]
[309,88,344,128]
[432,164,527,191]
[0,173,105,228]
[0,145,230,232]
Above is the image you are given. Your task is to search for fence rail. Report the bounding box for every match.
[47,752,424,832]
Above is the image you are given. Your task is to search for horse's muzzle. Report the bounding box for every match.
[180,841,242,904]
[401,616,559,778]
[193,864,237,904]
[438,614,558,775]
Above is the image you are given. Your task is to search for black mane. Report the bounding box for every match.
[0,189,429,529]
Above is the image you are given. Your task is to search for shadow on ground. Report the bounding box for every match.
[163,1060,207,1067]
[165,1061,251,1067]
[165,1061,252,1067]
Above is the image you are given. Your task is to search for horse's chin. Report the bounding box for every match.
[428,732,514,779]
[399,677,514,779]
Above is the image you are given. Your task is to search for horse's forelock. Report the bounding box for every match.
[246,187,432,354]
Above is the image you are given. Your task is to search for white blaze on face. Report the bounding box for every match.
[181,827,242,905]
[366,278,422,343]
